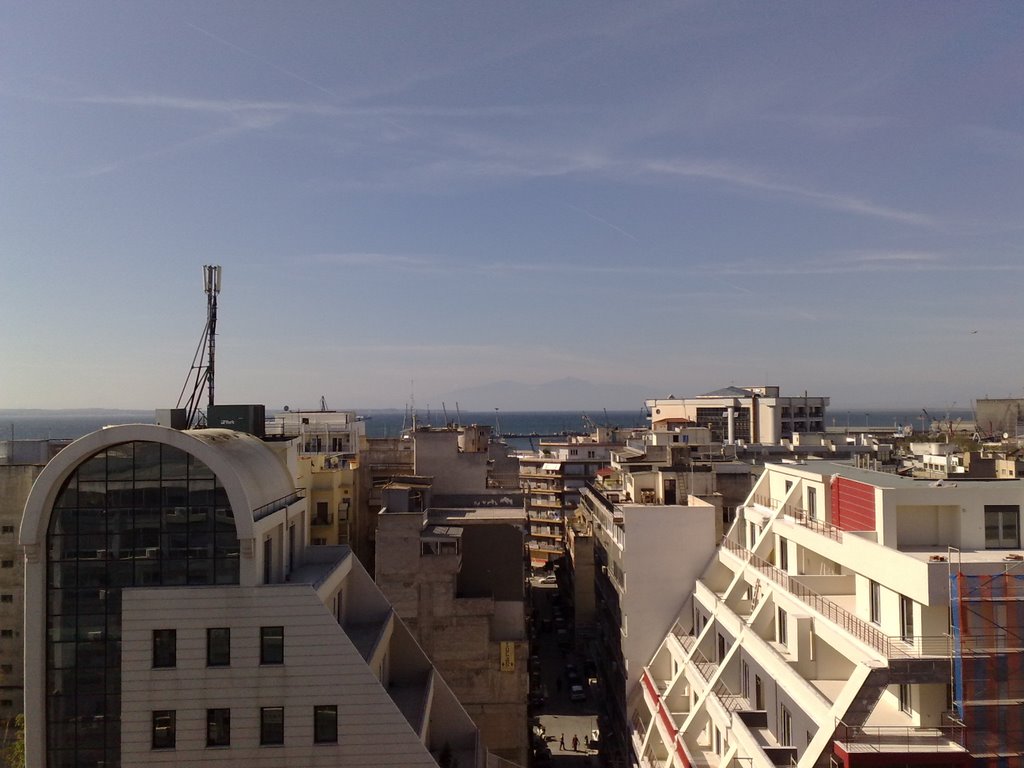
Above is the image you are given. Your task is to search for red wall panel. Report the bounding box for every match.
[830,478,876,531]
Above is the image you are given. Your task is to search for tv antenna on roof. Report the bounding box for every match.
[176,265,222,428]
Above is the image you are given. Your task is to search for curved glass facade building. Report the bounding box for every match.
[45,441,239,767]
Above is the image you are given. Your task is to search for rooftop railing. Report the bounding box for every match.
[253,489,306,522]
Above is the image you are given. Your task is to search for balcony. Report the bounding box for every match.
[312,512,334,526]
[833,721,969,767]
[720,537,949,660]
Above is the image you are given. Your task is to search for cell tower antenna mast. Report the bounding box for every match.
[205,265,221,413]
[176,265,222,428]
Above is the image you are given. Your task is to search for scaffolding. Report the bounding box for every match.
[950,568,1024,766]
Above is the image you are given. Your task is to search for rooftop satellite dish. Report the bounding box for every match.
[284,405,290,412]
[1004,432,1009,439]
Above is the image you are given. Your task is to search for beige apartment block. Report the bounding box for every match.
[0,439,68,741]
[19,424,499,768]
[647,385,829,444]
[376,481,529,766]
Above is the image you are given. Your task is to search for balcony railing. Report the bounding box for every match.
[721,536,949,659]
[834,721,967,753]
[749,495,844,542]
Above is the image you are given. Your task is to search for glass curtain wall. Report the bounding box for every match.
[45,441,240,768]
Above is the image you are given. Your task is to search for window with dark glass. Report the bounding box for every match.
[900,595,914,641]
[153,629,176,668]
[261,626,284,665]
[207,627,230,666]
[985,505,1020,549]
[207,708,230,746]
[152,710,176,749]
[777,607,788,645]
[869,580,881,625]
[314,705,338,743]
[260,706,284,745]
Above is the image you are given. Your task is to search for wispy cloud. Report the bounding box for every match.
[644,158,935,227]
[308,252,446,271]
[705,251,1024,277]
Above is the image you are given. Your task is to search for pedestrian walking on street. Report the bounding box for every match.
[572,735,579,752]
[559,734,565,750]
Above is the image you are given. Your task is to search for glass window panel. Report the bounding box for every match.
[206,708,230,746]
[161,446,189,480]
[52,506,78,533]
[161,558,188,586]
[76,454,107,482]
[49,561,72,589]
[260,707,284,745]
[135,560,161,586]
[53,483,79,512]
[133,443,162,480]
[188,559,214,585]
[260,627,284,665]
[314,705,337,743]
[76,483,108,510]
[215,557,239,585]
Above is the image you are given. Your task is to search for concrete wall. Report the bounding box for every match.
[120,584,441,767]
[620,499,718,692]
[0,464,42,732]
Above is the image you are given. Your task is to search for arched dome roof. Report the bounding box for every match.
[20,424,295,545]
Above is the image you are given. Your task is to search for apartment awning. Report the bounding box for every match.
[541,463,560,471]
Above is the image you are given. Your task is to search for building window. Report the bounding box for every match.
[777,607,788,645]
[153,629,176,668]
[207,708,230,747]
[755,675,764,709]
[985,505,1020,549]
[260,707,285,745]
[807,486,817,519]
[261,626,284,665]
[898,683,912,714]
[0,664,11,674]
[1,525,14,534]
[741,660,750,699]
[152,710,176,749]
[0,595,12,603]
[0,630,12,638]
[869,580,881,625]
[0,561,12,569]
[778,537,788,571]
[780,705,793,745]
[314,705,338,743]
[207,627,230,666]
[899,595,914,641]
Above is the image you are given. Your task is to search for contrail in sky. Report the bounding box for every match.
[565,203,640,242]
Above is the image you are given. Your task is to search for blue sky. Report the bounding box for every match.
[2,2,1023,411]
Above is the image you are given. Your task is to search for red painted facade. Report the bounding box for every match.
[830,477,877,532]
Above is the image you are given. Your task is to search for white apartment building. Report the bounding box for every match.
[630,460,1024,768]
[19,424,496,768]
[647,386,829,444]
[578,474,718,767]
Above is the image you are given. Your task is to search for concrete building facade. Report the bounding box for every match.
[19,424,496,768]
[376,481,529,766]
[631,460,1024,768]
[0,439,68,741]
[647,386,829,444]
